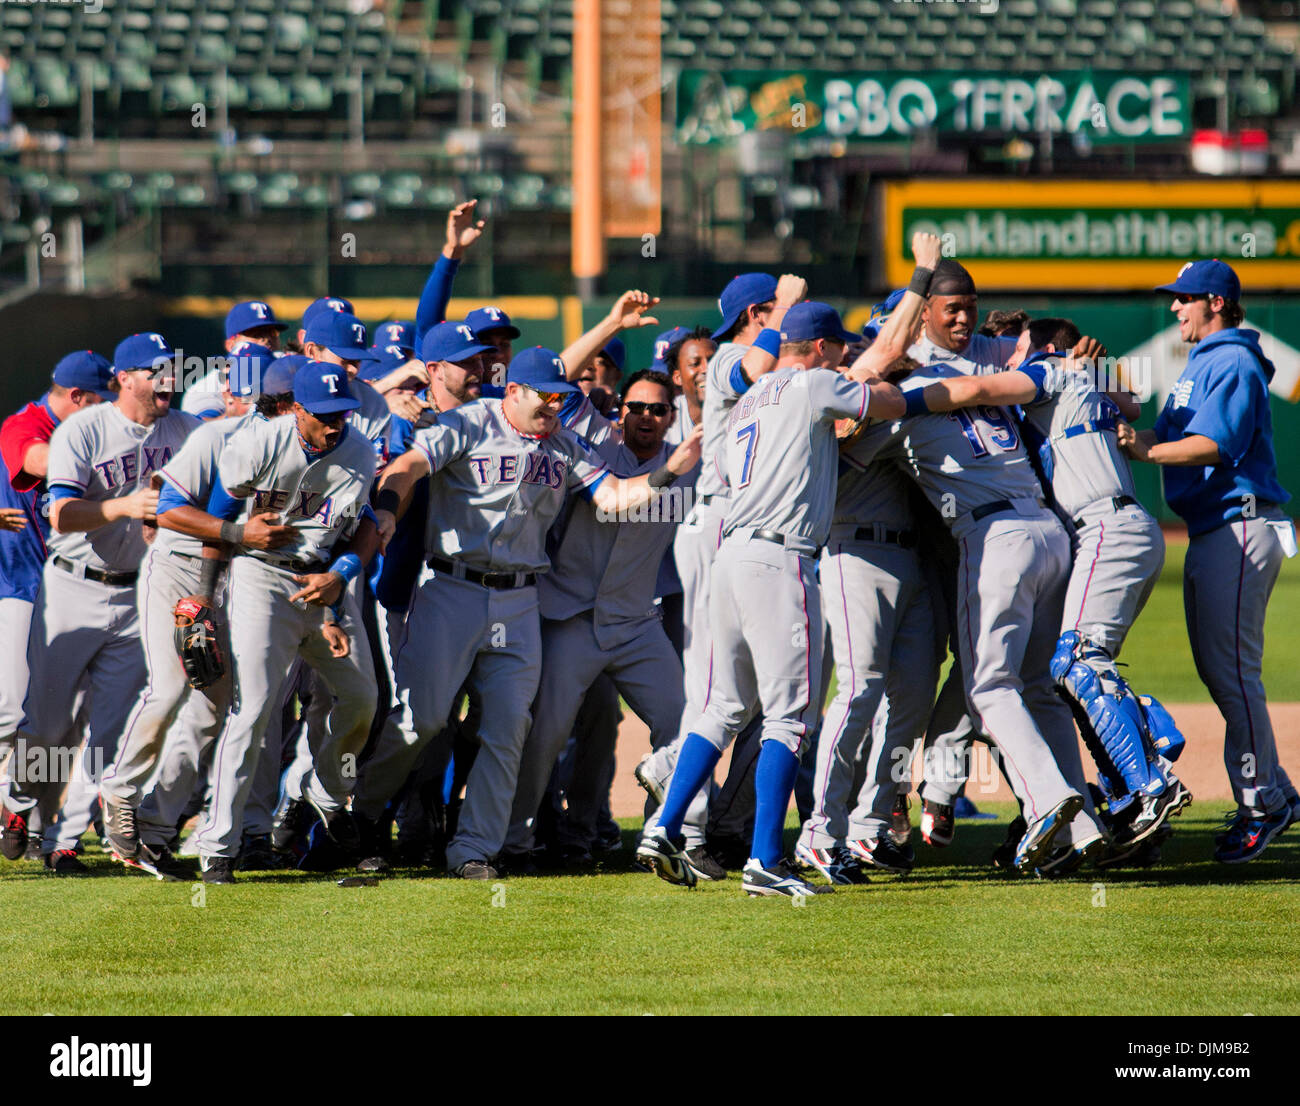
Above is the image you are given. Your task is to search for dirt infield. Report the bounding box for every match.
[609,703,1300,817]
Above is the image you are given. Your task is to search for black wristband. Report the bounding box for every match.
[908,266,935,298]
[375,488,400,514]
[647,465,675,489]
[198,556,223,601]
[219,520,244,545]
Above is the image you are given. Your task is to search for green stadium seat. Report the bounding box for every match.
[247,74,290,110]
[290,76,333,111]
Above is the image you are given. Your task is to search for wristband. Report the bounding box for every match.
[375,488,400,514]
[219,520,245,545]
[327,600,345,623]
[752,328,782,358]
[903,388,930,417]
[198,556,223,601]
[908,266,935,298]
[329,552,362,585]
[647,465,675,489]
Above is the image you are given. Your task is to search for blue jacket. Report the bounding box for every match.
[1153,328,1290,537]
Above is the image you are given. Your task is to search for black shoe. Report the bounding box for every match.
[685,847,727,881]
[1115,780,1192,847]
[237,834,283,871]
[500,851,540,876]
[1,806,29,861]
[45,848,88,875]
[302,793,361,855]
[23,838,42,862]
[705,834,749,871]
[991,816,1028,870]
[272,796,317,854]
[847,833,915,874]
[453,859,499,880]
[202,857,236,884]
[353,812,391,871]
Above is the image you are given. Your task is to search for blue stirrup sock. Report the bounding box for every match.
[752,741,799,867]
[657,734,721,840]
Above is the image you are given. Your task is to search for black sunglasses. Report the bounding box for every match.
[624,401,671,417]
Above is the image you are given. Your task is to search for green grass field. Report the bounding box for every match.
[3,806,1297,1016]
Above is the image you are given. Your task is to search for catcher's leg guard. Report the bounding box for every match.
[1051,631,1167,802]
[1138,693,1185,763]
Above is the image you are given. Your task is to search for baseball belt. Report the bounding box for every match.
[427,555,536,591]
[52,555,138,588]
[1071,495,1140,531]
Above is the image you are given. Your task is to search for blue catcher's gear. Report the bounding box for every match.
[1138,694,1185,762]
[1051,631,1168,809]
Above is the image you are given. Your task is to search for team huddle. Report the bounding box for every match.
[0,203,1294,896]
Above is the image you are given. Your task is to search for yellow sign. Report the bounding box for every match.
[883,180,1300,291]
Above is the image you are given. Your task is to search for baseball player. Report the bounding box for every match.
[1121,259,1298,863]
[185,301,292,410]
[503,369,697,868]
[0,333,200,871]
[189,360,382,884]
[293,296,355,353]
[637,301,908,897]
[353,348,700,879]
[866,355,1107,873]
[909,317,1193,866]
[0,352,117,857]
[463,305,519,399]
[97,346,298,877]
[302,310,392,464]
[795,235,945,883]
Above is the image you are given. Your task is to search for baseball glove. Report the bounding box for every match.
[174,596,225,690]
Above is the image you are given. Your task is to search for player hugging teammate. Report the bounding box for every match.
[0,204,1294,890]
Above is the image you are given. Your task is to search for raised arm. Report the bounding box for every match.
[561,290,660,381]
[737,274,807,384]
[848,231,941,377]
[415,199,484,342]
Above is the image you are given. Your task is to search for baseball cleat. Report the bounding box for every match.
[847,832,915,874]
[452,859,499,880]
[302,792,361,855]
[920,798,955,847]
[991,816,1029,871]
[1014,794,1084,873]
[45,848,89,875]
[795,843,871,885]
[1,806,30,861]
[890,793,912,846]
[272,796,315,853]
[1213,806,1290,865]
[237,834,284,872]
[23,838,42,862]
[201,857,236,884]
[742,858,832,898]
[119,843,188,882]
[1035,831,1106,879]
[635,828,697,888]
[1114,780,1191,848]
[101,798,141,861]
[684,846,726,881]
[633,752,668,806]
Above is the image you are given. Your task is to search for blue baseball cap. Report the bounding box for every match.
[598,337,626,371]
[506,347,581,394]
[181,390,225,420]
[650,326,692,371]
[713,273,778,341]
[359,344,415,382]
[421,320,493,365]
[52,350,116,400]
[373,320,415,353]
[225,342,281,398]
[1155,259,1241,301]
[225,300,287,340]
[466,305,521,340]
[268,354,310,391]
[863,288,907,340]
[304,311,379,362]
[301,296,355,332]
[779,302,858,344]
[293,360,361,415]
[113,332,175,373]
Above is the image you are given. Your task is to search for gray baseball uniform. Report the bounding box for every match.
[3,401,198,855]
[189,414,378,861]
[799,459,938,851]
[692,365,870,754]
[99,415,247,809]
[351,398,610,869]
[505,406,693,856]
[847,366,1098,843]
